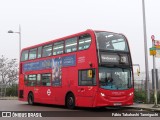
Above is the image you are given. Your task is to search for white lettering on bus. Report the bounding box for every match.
[102,56,117,61]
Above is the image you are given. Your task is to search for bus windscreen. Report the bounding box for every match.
[96,31,129,52]
[99,67,132,90]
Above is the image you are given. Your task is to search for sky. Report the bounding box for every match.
[0,0,160,72]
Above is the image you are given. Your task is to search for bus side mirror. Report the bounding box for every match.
[88,70,93,78]
[88,69,96,78]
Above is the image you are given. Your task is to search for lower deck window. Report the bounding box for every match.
[41,74,51,86]
[24,73,51,86]
[26,75,36,86]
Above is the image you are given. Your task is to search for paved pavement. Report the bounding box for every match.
[0,97,18,100]
[125,103,160,112]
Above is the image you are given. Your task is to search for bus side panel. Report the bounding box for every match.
[76,87,98,107]
[76,97,94,107]
[75,31,98,107]
[54,67,78,105]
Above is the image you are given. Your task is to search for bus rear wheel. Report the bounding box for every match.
[66,93,75,109]
[28,92,34,105]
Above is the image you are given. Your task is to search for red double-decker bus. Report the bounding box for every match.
[19,29,134,109]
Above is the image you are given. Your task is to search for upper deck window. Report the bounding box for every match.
[53,41,64,55]
[96,32,129,52]
[29,48,37,60]
[78,34,91,50]
[65,37,77,53]
[42,44,52,57]
[21,50,29,61]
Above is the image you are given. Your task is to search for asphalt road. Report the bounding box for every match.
[0,100,159,120]
[0,100,143,112]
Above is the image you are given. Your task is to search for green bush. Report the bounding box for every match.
[6,84,18,97]
[134,90,146,103]
[134,90,160,104]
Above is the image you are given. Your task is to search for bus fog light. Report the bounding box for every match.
[129,92,133,96]
[101,93,105,97]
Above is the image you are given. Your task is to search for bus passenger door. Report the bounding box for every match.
[77,69,97,107]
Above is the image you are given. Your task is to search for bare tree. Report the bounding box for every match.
[0,55,18,96]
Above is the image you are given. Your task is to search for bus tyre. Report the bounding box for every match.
[66,93,75,109]
[28,92,34,105]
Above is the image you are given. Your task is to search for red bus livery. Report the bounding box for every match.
[19,29,134,108]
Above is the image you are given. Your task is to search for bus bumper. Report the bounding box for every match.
[93,89,134,107]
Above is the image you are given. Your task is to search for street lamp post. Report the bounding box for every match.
[8,25,21,97]
[8,25,21,58]
[142,0,150,103]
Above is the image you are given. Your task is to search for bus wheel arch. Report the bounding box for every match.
[65,91,75,109]
[28,91,34,105]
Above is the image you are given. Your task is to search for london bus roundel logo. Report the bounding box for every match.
[47,89,51,96]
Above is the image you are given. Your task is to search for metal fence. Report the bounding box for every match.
[134,80,145,91]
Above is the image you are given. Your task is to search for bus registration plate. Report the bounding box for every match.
[114,102,122,106]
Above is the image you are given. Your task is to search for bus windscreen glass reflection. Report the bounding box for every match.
[99,67,132,90]
[96,32,129,52]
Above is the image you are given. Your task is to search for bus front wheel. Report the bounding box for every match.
[66,93,75,109]
[28,92,34,105]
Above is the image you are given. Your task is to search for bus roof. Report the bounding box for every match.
[22,29,96,51]
[21,29,122,51]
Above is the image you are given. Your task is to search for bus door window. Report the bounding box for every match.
[78,69,96,86]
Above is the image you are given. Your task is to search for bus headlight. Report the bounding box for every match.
[101,93,105,97]
[129,92,133,96]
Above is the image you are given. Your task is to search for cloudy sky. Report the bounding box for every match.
[0,0,160,72]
